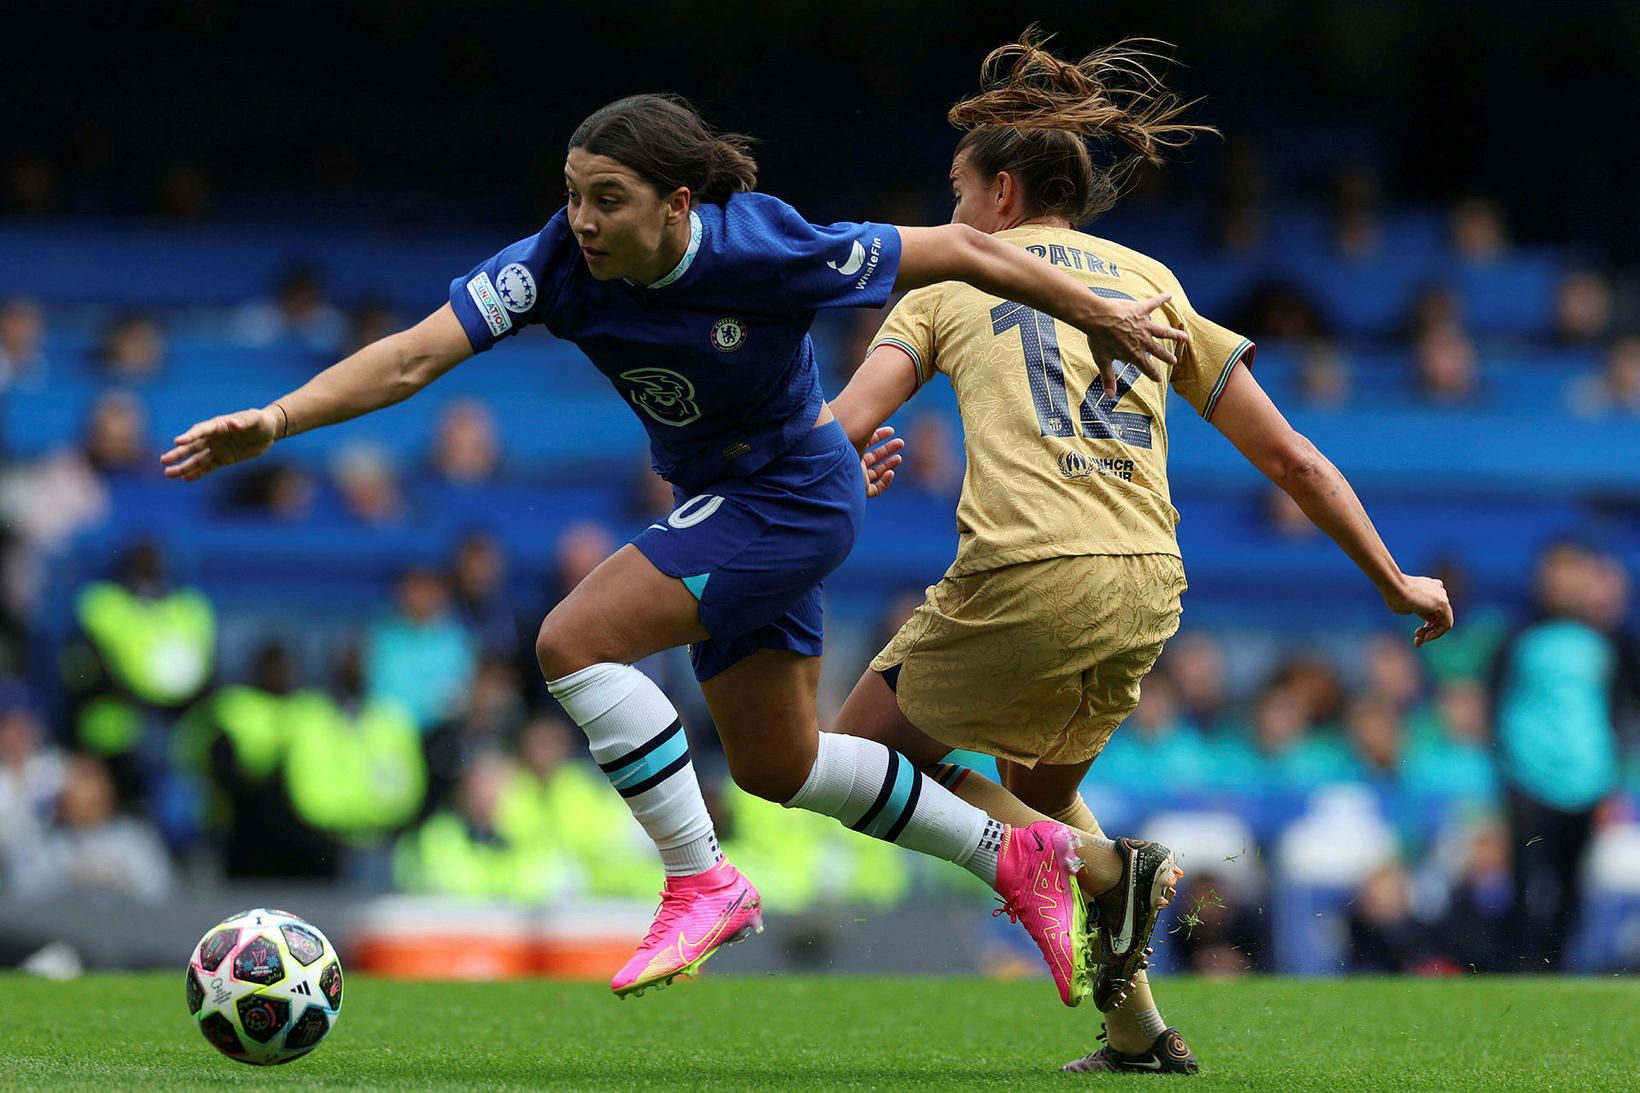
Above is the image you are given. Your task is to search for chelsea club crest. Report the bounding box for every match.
[710,317,747,353]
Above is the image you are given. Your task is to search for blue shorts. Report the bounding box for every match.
[632,419,864,681]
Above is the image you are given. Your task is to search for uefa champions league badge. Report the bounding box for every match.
[496,263,537,313]
[710,317,747,352]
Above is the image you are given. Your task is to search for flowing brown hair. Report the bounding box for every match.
[948,29,1217,224]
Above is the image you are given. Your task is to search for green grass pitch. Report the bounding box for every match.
[2,973,1635,1090]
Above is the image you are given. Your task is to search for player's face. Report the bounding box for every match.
[564,149,687,283]
[948,151,1007,234]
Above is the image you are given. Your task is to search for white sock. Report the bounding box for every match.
[965,819,1007,886]
[784,732,1000,884]
[548,662,721,877]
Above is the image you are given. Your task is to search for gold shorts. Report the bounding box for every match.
[870,554,1186,767]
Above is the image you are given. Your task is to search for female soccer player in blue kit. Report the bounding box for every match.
[161,92,1188,1001]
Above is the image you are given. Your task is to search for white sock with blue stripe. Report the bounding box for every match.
[784,732,1000,884]
[548,662,722,877]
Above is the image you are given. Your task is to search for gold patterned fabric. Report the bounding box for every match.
[871,554,1187,767]
[870,225,1252,578]
[864,227,1248,766]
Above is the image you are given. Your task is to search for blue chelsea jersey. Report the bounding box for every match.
[448,192,902,493]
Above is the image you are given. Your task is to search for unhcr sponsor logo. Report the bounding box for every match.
[1058,451,1094,480]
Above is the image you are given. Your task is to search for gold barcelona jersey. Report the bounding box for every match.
[869,225,1253,577]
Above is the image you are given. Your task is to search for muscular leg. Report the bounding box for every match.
[537,549,1002,888]
[697,649,824,804]
[835,668,1167,1053]
[1002,758,1165,1053]
[535,545,722,876]
[699,650,1000,875]
[836,671,1121,889]
[536,544,708,679]
[706,650,1095,1007]
[831,666,955,767]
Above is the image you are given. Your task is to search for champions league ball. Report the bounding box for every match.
[184,908,343,1065]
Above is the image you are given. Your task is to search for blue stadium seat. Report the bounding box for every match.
[0,223,482,311]
[1271,881,1357,975]
[1295,255,1427,338]
[1453,253,1562,337]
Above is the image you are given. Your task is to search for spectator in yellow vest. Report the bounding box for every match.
[283,646,428,868]
[395,750,573,903]
[496,714,658,900]
[721,783,909,914]
[181,642,427,882]
[60,540,215,806]
[175,641,335,879]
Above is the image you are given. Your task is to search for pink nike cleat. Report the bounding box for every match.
[992,820,1092,1007]
[611,860,764,998]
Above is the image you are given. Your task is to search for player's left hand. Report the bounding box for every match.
[862,426,903,499]
[1383,574,1454,646]
[1081,292,1188,397]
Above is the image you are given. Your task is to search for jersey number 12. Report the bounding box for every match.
[990,296,1153,449]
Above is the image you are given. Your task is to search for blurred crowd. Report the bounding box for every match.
[822,170,1640,417]
[7,157,1640,416]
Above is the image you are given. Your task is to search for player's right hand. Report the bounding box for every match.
[1080,292,1188,397]
[861,425,903,499]
[161,408,279,481]
[1382,575,1454,647]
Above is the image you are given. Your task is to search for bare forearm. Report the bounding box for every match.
[162,304,472,481]
[831,346,917,452]
[1277,448,1406,597]
[269,331,434,437]
[267,336,416,438]
[828,389,878,452]
[1212,365,1449,640]
[894,225,1180,384]
[899,225,1100,330]
[961,231,1104,329]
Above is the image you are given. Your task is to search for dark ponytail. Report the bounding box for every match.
[570,93,757,205]
[949,29,1216,224]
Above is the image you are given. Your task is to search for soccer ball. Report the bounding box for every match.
[184,907,343,1066]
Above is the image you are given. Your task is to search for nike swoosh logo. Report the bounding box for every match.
[1128,1057,1163,1070]
[677,891,745,953]
[1113,848,1138,953]
[827,240,865,276]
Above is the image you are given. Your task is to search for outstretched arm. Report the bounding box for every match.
[161,303,473,480]
[1211,362,1454,646]
[894,224,1184,394]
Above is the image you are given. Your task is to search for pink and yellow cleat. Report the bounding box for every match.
[611,860,764,998]
[992,820,1092,1007]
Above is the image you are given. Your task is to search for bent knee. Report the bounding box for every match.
[729,750,814,805]
[535,615,597,681]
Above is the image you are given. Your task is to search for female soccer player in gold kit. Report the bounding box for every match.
[834,32,1453,1074]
